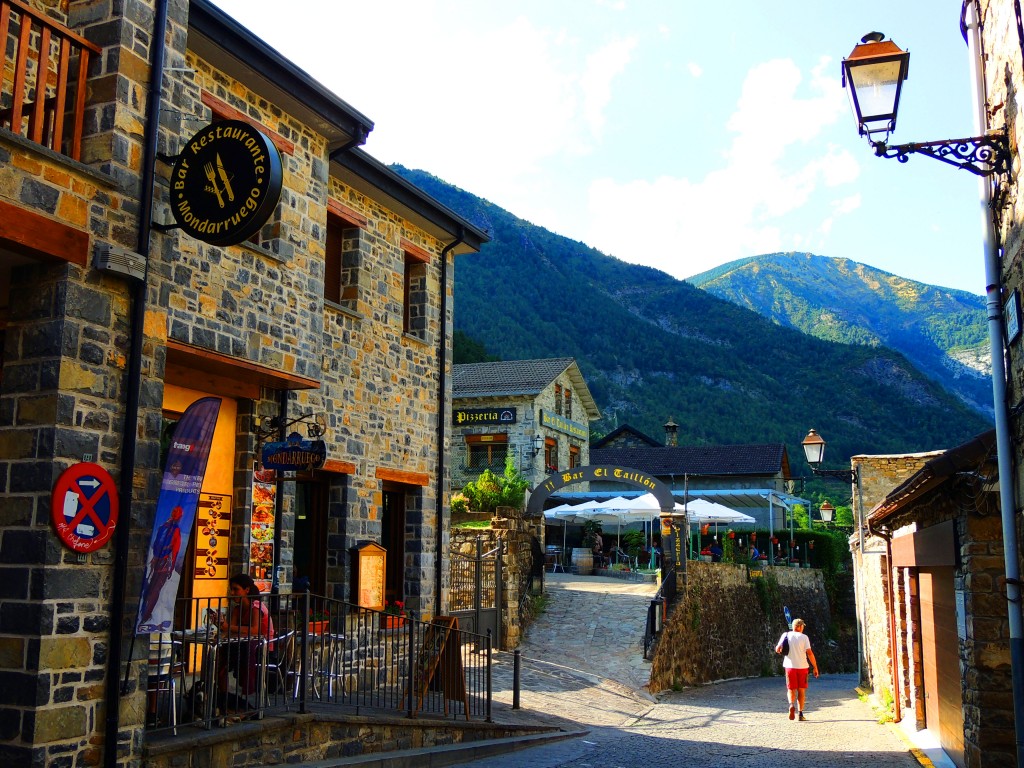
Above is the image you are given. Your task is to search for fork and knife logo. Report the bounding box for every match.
[203,154,234,208]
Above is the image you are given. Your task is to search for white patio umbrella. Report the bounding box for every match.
[682,498,755,525]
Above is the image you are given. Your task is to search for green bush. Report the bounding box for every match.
[461,455,529,514]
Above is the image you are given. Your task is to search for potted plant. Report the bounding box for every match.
[308,609,329,635]
[383,600,406,629]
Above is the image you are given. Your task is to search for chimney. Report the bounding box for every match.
[664,417,679,447]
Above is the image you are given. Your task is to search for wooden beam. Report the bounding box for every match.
[200,91,295,155]
[166,339,320,398]
[320,459,356,475]
[400,238,432,264]
[328,198,368,228]
[375,467,430,487]
[0,198,89,265]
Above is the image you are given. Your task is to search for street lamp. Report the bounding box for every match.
[841,32,1009,176]
[818,500,835,526]
[801,429,857,484]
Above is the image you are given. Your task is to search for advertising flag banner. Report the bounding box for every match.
[136,397,221,634]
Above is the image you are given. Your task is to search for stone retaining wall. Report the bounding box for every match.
[649,562,835,691]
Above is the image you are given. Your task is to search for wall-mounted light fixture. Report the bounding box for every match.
[532,434,545,456]
[818,501,835,526]
[841,32,1009,176]
[801,429,857,484]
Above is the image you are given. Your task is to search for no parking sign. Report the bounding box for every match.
[51,462,119,553]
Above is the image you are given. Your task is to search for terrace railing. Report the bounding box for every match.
[146,592,493,734]
[0,0,101,161]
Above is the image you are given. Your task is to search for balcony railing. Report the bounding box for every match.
[146,592,493,734]
[0,0,101,160]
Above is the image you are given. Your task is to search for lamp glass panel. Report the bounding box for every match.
[802,440,825,465]
[848,59,902,120]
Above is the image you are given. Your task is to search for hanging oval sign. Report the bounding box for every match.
[170,120,284,246]
[262,432,327,472]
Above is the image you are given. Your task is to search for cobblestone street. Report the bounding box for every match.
[462,573,927,768]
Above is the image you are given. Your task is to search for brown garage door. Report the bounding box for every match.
[919,567,964,768]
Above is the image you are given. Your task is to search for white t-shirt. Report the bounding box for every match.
[779,630,811,669]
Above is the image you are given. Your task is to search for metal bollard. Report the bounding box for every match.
[512,649,521,709]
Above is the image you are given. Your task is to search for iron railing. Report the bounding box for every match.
[643,566,676,660]
[145,592,493,734]
[0,0,101,161]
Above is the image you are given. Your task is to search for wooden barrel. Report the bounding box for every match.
[571,548,594,575]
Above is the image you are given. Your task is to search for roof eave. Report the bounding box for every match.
[331,149,488,253]
[188,0,374,149]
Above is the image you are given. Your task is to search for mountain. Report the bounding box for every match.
[393,166,992,465]
[688,253,992,417]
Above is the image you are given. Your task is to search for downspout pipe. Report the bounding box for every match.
[435,227,465,617]
[106,0,170,766]
[964,5,1024,764]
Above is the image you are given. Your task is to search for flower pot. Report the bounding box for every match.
[308,620,328,635]
[384,615,406,629]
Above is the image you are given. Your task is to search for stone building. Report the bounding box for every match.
[588,423,806,531]
[851,432,1005,768]
[450,358,601,494]
[0,0,485,764]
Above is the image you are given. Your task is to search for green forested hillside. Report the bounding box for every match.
[395,166,992,466]
[689,253,992,416]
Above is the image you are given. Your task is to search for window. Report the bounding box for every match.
[544,439,557,473]
[554,384,563,416]
[569,445,580,469]
[324,203,366,310]
[466,434,508,469]
[564,388,572,419]
[402,240,430,339]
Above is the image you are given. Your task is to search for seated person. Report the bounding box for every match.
[709,541,723,562]
[749,545,760,561]
[216,573,275,709]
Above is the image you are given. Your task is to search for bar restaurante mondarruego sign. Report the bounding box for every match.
[262,433,327,472]
[170,120,283,246]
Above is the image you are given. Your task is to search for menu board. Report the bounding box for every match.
[194,493,231,579]
[352,542,386,611]
[249,466,277,592]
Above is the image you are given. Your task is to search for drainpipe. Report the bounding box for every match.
[435,227,465,617]
[964,6,1024,764]
[106,1,169,766]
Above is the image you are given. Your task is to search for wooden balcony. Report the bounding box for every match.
[0,0,101,161]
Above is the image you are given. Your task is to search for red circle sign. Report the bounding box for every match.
[51,463,120,553]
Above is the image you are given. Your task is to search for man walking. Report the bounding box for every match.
[776,617,819,720]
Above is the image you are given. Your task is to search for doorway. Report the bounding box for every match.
[294,479,327,595]
[381,489,406,604]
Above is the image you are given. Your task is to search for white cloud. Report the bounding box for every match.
[583,56,860,279]
[687,62,703,78]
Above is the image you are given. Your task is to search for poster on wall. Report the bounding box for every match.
[249,465,277,593]
[193,493,231,579]
[135,397,222,634]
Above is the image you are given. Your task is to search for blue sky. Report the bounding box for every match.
[210,1,986,294]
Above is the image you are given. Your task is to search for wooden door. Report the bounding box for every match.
[919,567,964,767]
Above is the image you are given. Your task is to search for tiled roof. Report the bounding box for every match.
[590,443,787,476]
[453,358,576,398]
[591,424,662,448]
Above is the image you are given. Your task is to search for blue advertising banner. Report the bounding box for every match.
[136,397,221,634]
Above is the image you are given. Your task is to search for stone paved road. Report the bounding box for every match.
[465,573,922,768]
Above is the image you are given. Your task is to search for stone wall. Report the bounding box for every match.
[649,562,835,691]
[449,507,541,650]
[143,711,547,767]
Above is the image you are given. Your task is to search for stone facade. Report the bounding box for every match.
[451,360,599,493]
[0,1,484,765]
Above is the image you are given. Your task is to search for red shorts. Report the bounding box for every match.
[786,667,809,690]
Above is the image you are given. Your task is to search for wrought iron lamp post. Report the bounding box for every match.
[842,12,1024,758]
[841,32,1009,176]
